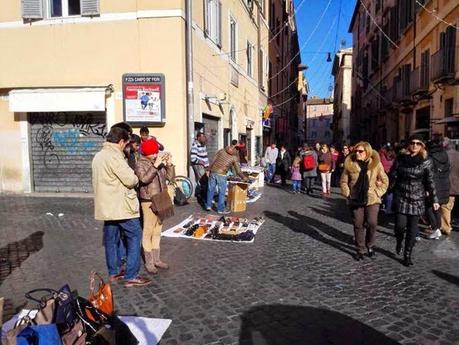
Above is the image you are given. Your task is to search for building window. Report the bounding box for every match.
[230,16,237,63]
[246,41,253,77]
[205,0,222,46]
[48,0,81,17]
[311,131,317,139]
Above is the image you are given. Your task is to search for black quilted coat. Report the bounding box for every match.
[428,142,450,204]
[390,151,439,215]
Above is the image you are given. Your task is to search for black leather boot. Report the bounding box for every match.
[395,239,403,256]
[403,246,413,267]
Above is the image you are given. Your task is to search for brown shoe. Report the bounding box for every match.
[144,251,158,274]
[109,270,125,283]
[124,276,152,288]
[153,248,169,269]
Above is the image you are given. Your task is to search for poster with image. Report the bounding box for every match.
[122,74,165,125]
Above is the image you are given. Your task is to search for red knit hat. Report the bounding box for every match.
[141,139,160,156]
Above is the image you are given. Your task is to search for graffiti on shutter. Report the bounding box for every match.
[81,0,100,16]
[29,112,106,193]
[21,0,43,19]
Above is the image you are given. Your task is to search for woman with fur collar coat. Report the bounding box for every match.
[390,134,439,267]
[340,142,389,261]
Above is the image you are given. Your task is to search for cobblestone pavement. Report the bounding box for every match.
[1,185,459,345]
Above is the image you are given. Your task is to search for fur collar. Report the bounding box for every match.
[344,150,381,173]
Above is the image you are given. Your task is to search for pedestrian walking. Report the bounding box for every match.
[390,134,439,267]
[135,139,174,274]
[440,138,459,235]
[300,144,318,195]
[264,144,279,183]
[139,126,165,152]
[190,133,209,205]
[340,142,389,260]
[336,144,350,179]
[425,136,450,240]
[379,143,396,214]
[290,156,302,194]
[277,145,291,186]
[318,144,335,195]
[206,140,248,214]
[92,126,151,288]
[330,145,340,187]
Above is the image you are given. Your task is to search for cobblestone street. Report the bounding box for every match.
[1,186,458,344]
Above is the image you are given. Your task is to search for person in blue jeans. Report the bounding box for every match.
[92,125,151,288]
[264,143,279,183]
[206,140,248,214]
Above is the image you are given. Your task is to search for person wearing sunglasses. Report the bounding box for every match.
[340,142,389,261]
[390,134,439,267]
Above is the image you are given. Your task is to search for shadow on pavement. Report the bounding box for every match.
[0,231,45,286]
[0,231,44,324]
[432,270,459,287]
[239,304,400,345]
[264,210,355,258]
[265,210,399,262]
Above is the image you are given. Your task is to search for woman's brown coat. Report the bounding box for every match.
[340,150,389,206]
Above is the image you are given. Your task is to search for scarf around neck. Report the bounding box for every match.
[351,160,369,207]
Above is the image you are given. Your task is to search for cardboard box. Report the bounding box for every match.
[227,182,248,212]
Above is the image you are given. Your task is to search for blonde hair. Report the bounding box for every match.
[353,141,373,161]
[321,144,330,153]
[293,156,301,166]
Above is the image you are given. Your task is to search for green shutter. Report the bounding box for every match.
[81,0,100,16]
[21,0,43,20]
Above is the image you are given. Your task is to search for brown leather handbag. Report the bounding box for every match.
[150,177,174,222]
[88,272,114,320]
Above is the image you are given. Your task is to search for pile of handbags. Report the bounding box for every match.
[6,272,138,345]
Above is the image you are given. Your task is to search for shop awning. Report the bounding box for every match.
[8,88,107,112]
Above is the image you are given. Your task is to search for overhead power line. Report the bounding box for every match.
[415,0,459,31]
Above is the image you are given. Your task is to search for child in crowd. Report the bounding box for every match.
[290,156,302,194]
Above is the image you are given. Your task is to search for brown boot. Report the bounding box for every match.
[144,251,158,274]
[153,248,169,269]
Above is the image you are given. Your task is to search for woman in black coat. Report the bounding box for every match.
[425,138,450,239]
[390,134,439,266]
[276,145,291,186]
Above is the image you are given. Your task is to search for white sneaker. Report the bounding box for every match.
[428,229,442,240]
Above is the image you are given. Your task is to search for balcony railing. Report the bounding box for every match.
[431,47,457,82]
[410,67,429,95]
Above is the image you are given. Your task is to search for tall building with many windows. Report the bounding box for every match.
[0,0,269,192]
[306,97,334,145]
[349,0,458,147]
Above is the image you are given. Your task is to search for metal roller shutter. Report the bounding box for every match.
[203,115,219,162]
[29,112,107,193]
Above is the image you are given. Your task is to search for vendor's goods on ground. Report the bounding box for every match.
[1,273,171,345]
[162,214,264,243]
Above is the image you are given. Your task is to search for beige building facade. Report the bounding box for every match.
[332,48,353,145]
[349,0,459,147]
[0,0,269,192]
[306,97,334,145]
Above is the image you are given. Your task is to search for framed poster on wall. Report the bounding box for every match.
[122,73,165,126]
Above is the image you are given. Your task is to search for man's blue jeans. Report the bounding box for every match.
[206,173,228,212]
[266,163,276,182]
[103,218,142,281]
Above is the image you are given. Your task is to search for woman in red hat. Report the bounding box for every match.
[135,139,175,274]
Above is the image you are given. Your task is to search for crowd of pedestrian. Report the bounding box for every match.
[91,125,458,288]
[262,135,458,266]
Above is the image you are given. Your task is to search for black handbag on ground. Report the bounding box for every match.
[75,297,138,345]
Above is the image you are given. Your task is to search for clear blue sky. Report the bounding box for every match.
[294,0,356,98]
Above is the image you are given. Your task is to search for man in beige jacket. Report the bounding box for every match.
[92,126,151,288]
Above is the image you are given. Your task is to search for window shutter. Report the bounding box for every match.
[204,0,209,37]
[81,0,100,17]
[21,0,43,20]
[217,1,222,47]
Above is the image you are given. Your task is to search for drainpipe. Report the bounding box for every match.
[185,0,194,177]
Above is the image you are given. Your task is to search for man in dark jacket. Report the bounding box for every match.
[206,140,248,214]
[426,137,450,239]
[440,138,459,235]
